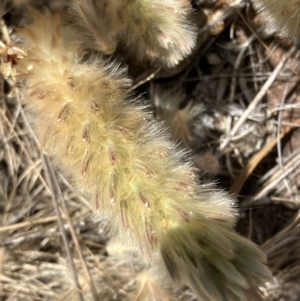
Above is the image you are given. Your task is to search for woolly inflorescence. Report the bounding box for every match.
[252,0,300,38]
[69,0,197,67]
[16,9,272,301]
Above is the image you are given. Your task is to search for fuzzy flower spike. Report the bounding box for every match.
[15,10,272,301]
[252,0,300,38]
[69,0,197,67]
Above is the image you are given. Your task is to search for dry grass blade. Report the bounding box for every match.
[245,151,300,205]
[0,216,57,232]
[230,119,300,195]
[42,154,85,301]
[220,45,298,151]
